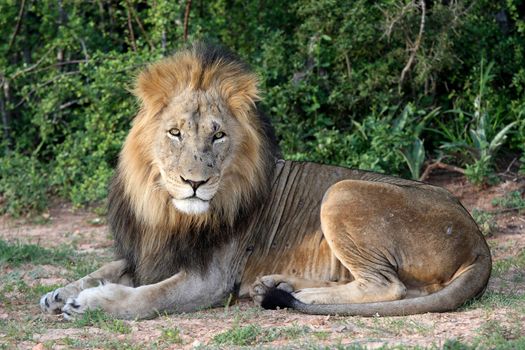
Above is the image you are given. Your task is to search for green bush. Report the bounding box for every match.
[0,154,48,215]
[0,1,524,215]
[280,104,434,177]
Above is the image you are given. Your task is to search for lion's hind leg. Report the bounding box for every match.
[292,276,407,305]
[289,180,410,306]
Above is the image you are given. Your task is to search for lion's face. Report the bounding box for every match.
[154,89,242,215]
[118,44,277,231]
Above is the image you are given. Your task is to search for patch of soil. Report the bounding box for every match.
[427,169,524,211]
[0,203,112,251]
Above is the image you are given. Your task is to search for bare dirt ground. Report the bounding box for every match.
[1,172,524,349]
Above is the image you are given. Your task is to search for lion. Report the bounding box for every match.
[40,43,491,320]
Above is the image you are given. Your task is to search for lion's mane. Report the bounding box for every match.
[108,43,280,285]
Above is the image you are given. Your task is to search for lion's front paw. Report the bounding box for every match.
[60,284,113,320]
[62,284,114,320]
[62,296,88,320]
[61,283,137,320]
[40,286,79,315]
[250,275,294,305]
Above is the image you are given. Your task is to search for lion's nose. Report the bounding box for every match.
[180,176,209,191]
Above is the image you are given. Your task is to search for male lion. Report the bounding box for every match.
[40,43,491,320]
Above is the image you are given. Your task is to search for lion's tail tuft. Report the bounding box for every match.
[261,288,300,310]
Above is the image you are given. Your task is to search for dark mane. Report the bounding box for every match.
[108,175,238,285]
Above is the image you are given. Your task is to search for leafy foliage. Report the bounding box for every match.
[437,60,518,185]
[0,0,524,214]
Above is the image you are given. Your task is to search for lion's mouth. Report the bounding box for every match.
[172,197,210,215]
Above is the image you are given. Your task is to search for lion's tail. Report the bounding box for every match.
[261,253,491,316]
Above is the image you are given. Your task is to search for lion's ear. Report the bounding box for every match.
[224,73,261,120]
[133,62,174,115]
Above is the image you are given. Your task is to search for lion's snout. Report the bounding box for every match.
[180,175,210,191]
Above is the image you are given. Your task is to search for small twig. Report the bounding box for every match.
[54,59,88,67]
[419,161,466,181]
[502,157,518,174]
[344,53,352,79]
[125,2,137,51]
[6,0,26,55]
[399,0,426,90]
[11,45,56,80]
[74,34,90,61]
[183,0,192,42]
[59,99,80,110]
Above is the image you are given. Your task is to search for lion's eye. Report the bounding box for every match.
[168,128,181,138]
[213,131,225,141]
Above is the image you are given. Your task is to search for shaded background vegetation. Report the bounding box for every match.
[0,0,524,215]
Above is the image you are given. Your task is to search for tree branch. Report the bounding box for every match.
[59,99,81,111]
[419,161,466,182]
[125,1,137,51]
[399,0,426,91]
[0,77,12,150]
[56,0,68,67]
[183,0,192,42]
[6,0,26,55]
[161,30,167,55]
[70,32,90,61]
